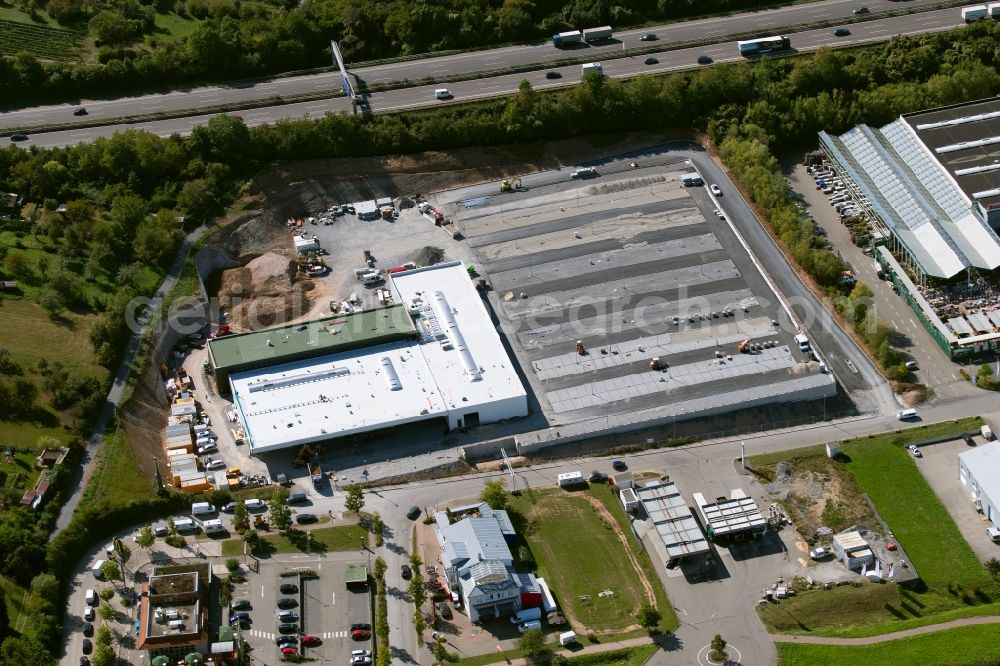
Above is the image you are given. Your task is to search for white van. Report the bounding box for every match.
[174,518,198,532]
[202,519,226,534]
[92,560,106,579]
[85,589,97,606]
[191,502,215,516]
[244,498,266,511]
[896,408,917,421]
[982,425,994,441]
[517,619,542,634]
[434,88,453,100]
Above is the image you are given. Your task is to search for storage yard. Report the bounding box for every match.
[433,158,836,435]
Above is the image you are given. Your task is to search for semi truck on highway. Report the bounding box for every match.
[553,26,612,46]
[552,30,582,47]
[583,26,613,42]
[962,4,988,20]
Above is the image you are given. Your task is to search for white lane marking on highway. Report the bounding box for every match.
[331,592,336,605]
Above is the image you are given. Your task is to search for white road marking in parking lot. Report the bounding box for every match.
[322,630,349,638]
[250,629,276,639]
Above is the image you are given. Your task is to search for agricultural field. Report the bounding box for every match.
[0,299,103,373]
[752,417,1000,638]
[776,623,1000,666]
[0,18,83,60]
[508,486,676,638]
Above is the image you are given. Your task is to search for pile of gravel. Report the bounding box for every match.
[414,246,445,266]
[775,461,794,483]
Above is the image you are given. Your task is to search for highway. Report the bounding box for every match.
[3,0,965,143]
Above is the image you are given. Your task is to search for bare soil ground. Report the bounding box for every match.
[209,133,676,328]
[758,454,881,545]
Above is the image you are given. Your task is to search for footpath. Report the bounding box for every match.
[768,615,1000,645]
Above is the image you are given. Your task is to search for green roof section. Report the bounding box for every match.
[345,563,368,585]
[208,305,416,371]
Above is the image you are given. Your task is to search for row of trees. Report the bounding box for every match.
[3,0,795,104]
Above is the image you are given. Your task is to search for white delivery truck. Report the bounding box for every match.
[552,30,583,47]
[201,519,226,534]
[982,424,994,441]
[793,333,810,351]
[581,62,603,78]
[510,607,543,624]
[582,26,613,41]
[92,560,106,579]
[989,2,1000,17]
[191,502,215,516]
[962,4,988,20]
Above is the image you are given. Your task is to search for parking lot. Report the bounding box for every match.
[441,158,835,428]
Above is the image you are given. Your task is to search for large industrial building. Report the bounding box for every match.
[959,440,1000,524]
[210,261,528,454]
[820,97,1000,358]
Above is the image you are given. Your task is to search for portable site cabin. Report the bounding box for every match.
[557,471,584,487]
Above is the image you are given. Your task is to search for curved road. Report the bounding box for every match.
[52,224,207,532]
[4,1,965,144]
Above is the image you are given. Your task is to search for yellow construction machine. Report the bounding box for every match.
[500,177,523,193]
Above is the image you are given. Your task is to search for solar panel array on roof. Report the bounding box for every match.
[635,481,710,559]
[692,490,766,539]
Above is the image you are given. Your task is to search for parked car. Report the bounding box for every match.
[281,646,298,656]
[197,444,218,456]
[10,133,28,142]
[434,88,453,100]
[401,564,412,580]
[154,526,168,537]
[809,546,829,560]
[276,636,297,646]
[352,650,372,659]
[710,183,722,196]
[351,656,373,665]
[73,107,88,116]
[834,27,850,36]
[229,611,250,623]
[277,623,298,633]
[276,610,299,623]
[905,361,918,370]
[222,502,238,513]
[406,506,421,520]
[545,71,561,79]
[643,57,658,65]
[295,513,318,524]
[435,602,452,620]
[84,606,95,622]
[639,33,657,41]
[302,635,322,647]
[82,639,92,655]
[277,598,298,609]
[908,444,922,458]
[205,459,226,470]
[964,433,976,446]
[80,657,90,666]
[853,5,869,13]
[611,460,627,471]
[82,622,93,637]
[697,54,713,64]
[280,583,298,595]
[351,628,371,640]
[231,599,251,611]
[588,471,607,483]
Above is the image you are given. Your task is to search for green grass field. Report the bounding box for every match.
[776,624,1000,665]
[80,432,157,512]
[220,525,368,556]
[841,422,989,588]
[509,487,676,637]
[0,299,103,372]
[0,420,74,450]
[753,417,1000,638]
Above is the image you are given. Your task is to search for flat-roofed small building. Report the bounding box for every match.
[693,489,766,541]
[634,481,710,566]
[959,441,1000,524]
[832,530,875,570]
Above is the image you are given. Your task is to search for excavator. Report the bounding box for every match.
[500,177,523,193]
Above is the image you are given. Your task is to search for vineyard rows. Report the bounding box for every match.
[0,19,84,60]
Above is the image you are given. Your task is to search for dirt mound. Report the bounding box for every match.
[218,251,314,331]
[414,246,445,266]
